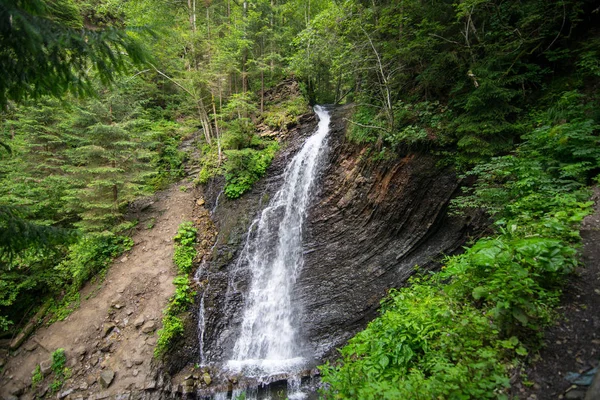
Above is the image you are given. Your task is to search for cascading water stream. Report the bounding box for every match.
[225,106,331,382]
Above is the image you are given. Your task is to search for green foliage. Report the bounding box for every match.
[321,95,597,397]
[31,365,43,388]
[168,275,196,314]
[58,232,133,289]
[224,140,279,199]
[51,348,66,375]
[173,222,197,274]
[0,0,150,107]
[153,223,198,358]
[260,96,309,131]
[154,314,184,357]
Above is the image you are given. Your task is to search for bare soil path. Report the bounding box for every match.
[0,181,197,399]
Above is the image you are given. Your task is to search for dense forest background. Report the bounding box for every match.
[2,0,600,397]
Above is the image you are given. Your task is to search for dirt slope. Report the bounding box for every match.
[0,182,197,399]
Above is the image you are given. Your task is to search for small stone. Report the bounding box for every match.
[75,346,87,358]
[57,388,75,399]
[40,360,53,376]
[90,356,99,367]
[565,389,586,399]
[125,360,133,369]
[202,372,211,386]
[144,380,157,390]
[134,316,145,328]
[80,382,89,390]
[145,337,157,346]
[24,341,38,352]
[113,304,124,309]
[100,342,113,353]
[132,358,144,366]
[99,370,115,389]
[9,383,25,396]
[132,369,139,377]
[121,256,128,263]
[196,198,205,207]
[102,323,116,338]
[141,321,156,334]
[126,309,134,316]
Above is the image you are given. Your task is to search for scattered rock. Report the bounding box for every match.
[133,316,145,328]
[144,380,157,390]
[57,388,75,399]
[8,382,25,396]
[40,359,53,376]
[75,346,87,359]
[196,198,205,207]
[99,370,115,389]
[125,360,133,369]
[565,389,586,399]
[141,321,156,334]
[100,341,113,353]
[113,303,124,309]
[202,372,212,386]
[132,358,144,366]
[132,369,139,377]
[80,382,89,390]
[121,256,128,263]
[102,323,116,338]
[24,341,38,352]
[126,309,134,316]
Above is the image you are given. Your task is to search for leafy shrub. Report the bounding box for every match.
[58,232,134,289]
[31,365,43,388]
[168,275,195,314]
[261,96,308,131]
[155,315,184,357]
[224,140,279,199]
[173,221,197,273]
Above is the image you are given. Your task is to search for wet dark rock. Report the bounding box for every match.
[193,105,484,371]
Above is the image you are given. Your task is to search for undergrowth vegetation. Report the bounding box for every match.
[320,95,599,397]
[155,221,197,357]
[196,91,306,199]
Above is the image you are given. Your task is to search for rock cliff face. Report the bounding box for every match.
[185,105,482,376]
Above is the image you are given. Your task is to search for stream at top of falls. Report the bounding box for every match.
[198,106,331,399]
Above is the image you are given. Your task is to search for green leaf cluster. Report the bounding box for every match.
[224,140,279,199]
[173,221,197,274]
[155,221,198,357]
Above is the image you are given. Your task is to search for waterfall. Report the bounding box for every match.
[226,106,331,379]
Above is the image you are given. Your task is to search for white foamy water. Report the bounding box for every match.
[225,106,331,385]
